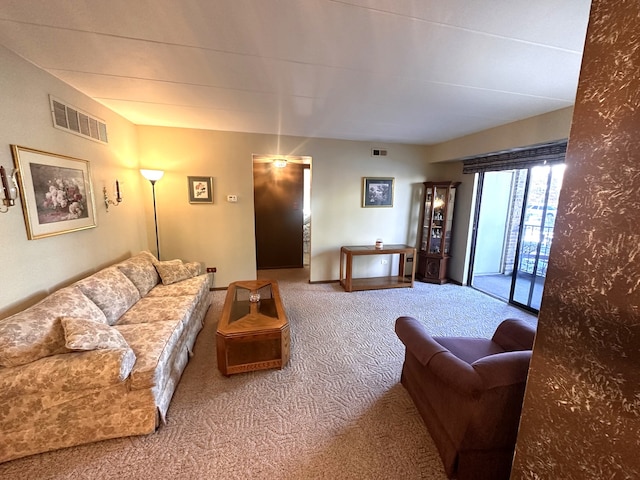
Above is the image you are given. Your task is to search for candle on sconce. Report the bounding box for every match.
[115,180,121,201]
[0,166,10,199]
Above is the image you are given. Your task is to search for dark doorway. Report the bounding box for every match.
[253,161,306,269]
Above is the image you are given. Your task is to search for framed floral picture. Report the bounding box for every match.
[188,176,213,203]
[362,177,394,207]
[10,145,97,240]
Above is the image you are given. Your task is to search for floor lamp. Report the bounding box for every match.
[140,169,164,260]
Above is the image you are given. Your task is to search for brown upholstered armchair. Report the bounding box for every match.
[395,317,536,480]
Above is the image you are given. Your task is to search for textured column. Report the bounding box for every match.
[511,0,640,478]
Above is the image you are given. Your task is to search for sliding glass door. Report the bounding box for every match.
[470,163,564,313]
[511,164,564,310]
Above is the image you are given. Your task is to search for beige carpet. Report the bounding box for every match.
[0,269,535,479]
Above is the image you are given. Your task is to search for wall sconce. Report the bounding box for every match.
[103,180,122,212]
[0,165,19,213]
[273,158,288,168]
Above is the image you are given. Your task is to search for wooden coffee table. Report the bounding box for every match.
[216,279,290,376]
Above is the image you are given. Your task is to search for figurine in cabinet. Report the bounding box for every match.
[417,181,460,284]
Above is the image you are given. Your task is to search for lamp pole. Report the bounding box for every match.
[140,169,164,261]
[150,179,160,260]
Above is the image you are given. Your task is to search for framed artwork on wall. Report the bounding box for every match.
[362,177,394,208]
[10,145,97,240]
[188,176,213,203]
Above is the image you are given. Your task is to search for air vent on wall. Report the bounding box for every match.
[371,148,387,157]
[49,95,108,144]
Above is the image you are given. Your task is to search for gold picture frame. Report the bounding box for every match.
[362,177,394,208]
[11,145,97,239]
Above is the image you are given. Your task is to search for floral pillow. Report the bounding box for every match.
[184,261,202,277]
[61,317,129,351]
[153,259,194,285]
[117,252,160,297]
[75,267,141,325]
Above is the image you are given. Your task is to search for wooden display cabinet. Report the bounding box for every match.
[417,181,460,284]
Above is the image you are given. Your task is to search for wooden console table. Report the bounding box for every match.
[339,244,416,292]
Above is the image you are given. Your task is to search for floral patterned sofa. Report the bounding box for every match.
[0,251,211,463]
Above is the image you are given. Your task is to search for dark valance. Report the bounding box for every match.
[461,140,567,174]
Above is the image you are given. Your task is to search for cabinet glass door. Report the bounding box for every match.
[421,190,433,252]
[443,188,457,254]
[429,187,446,254]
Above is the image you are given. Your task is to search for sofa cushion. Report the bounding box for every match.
[116,295,196,327]
[75,267,141,325]
[153,259,194,285]
[117,252,160,297]
[146,274,209,298]
[62,317,130,351]
[115,321,185,390]
[0,286,107,368]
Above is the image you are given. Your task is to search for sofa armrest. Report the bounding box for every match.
[0,347,136,401]
[396,316,483,397]
[471,350,532,390]
[491,318,536,351]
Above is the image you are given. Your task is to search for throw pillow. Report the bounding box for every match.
[154,259,193,285]
[117,252,160,297]
[75,267,141,325]
[62,317,129,351]
[184,261,202,277]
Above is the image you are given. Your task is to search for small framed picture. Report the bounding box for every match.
[187,176,213,203]
[11,145,97,239]
[362,177,394,208]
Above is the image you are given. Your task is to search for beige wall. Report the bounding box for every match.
[0,46,147,317]
[426,107,574,284]
[137,126,432,286]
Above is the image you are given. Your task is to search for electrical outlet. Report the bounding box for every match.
[206,267,217,273]
[227,195,238,203]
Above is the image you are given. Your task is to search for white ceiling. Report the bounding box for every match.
[0,0,592,145]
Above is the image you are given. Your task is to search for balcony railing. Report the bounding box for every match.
[518,225,554,276]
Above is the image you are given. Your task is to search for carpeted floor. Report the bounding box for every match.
[0,269,536,479]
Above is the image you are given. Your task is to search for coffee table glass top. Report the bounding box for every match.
[229,282,277,323]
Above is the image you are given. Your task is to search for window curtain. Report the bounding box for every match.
[461,140,567,174]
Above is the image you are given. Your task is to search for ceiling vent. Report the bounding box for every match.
[371,148,387,157]
[49,95,108,144]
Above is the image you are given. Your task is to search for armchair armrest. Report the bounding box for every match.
[395,316,447,366]
[471,350,532,390]
[491,318,536,351]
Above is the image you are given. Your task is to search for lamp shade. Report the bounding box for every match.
[140,169,165,182]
